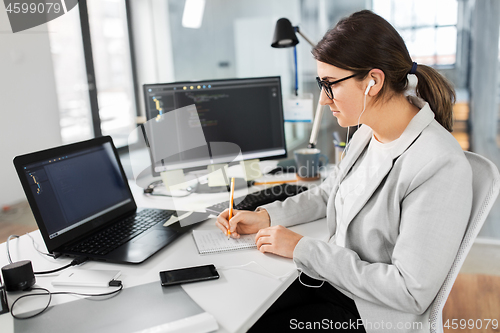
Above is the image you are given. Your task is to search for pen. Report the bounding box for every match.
[228,177,235,239]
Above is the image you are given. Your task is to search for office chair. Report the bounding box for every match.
[429,151,500,333]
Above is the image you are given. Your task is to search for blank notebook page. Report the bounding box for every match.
[192,230,257,254]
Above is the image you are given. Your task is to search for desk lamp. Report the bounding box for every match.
[271,18,323,150]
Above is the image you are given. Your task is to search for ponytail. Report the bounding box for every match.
[414,65,456,132]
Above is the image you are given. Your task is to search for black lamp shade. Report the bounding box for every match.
[271,18,299,48]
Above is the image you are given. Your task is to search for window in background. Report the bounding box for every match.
[48,1,137,148]
[87,0,136,148]
[48,7,93,144]
[373,0,458,66]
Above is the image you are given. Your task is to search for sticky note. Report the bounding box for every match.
[160,169,186,191]
[207,164,229,187]
[240,159,262,181]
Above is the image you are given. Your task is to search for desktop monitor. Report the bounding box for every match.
[142,76,287,176]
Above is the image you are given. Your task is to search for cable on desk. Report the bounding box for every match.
[6,234,88,275]
[10,280,123,320]
[33,256,88,275]
[6,235,20,264]
[218,261,294,281]
[25,232,56,259]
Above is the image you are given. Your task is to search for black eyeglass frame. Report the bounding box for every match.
[316,73,359,100]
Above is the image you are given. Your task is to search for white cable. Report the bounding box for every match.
[298,269,325,288]
[6,233,56,265]
[341,126,351,162]
[340,92,368,162]
[6,235,20,264]
[332,90,371,255]
[219,262,327,288]
[338,92,369,209]
[26,232,55,258]
[218,261,293,281]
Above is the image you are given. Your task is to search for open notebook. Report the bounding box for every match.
[192,230,257,255]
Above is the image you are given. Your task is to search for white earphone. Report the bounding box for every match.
[342,79,376,161]
[364,79,375,95]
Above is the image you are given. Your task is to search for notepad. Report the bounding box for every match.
[192,230,257,255]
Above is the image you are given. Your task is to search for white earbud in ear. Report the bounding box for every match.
[364,80,375,95]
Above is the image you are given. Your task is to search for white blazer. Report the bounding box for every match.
[262,97,473,332]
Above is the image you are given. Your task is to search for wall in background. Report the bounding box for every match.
[0,6,62,206]
[469,0,500,240]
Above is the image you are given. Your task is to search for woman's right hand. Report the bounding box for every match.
[216,209,271,238]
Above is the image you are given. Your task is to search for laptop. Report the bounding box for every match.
[13,136,201,264]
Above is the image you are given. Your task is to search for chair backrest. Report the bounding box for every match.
[429,151,500,333]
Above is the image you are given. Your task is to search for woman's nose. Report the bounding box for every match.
[319,89,333,106]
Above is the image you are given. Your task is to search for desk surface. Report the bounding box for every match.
[0,168,328,333]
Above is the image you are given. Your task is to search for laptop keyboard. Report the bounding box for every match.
[205,184,308,215]
[68,209,175,256]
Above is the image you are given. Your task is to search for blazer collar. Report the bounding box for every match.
[338,96,435,182]
[334,96,435,239]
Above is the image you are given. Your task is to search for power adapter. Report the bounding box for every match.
[1,260,36,292]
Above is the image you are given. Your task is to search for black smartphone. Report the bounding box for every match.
[159,264,219,286]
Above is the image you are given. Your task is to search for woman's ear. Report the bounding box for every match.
[366,69,385,96]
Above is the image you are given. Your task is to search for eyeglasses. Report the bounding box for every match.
[316,73,358,100]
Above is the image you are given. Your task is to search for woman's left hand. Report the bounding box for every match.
[255,225,303,258]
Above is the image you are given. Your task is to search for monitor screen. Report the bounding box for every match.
[143,76,287,174]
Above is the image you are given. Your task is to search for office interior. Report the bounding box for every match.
[0,0,499,327]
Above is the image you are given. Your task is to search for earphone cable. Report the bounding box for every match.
[340,90,369,164]
[218,261,293,281]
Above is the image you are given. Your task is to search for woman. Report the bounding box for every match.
[216,10,472,333]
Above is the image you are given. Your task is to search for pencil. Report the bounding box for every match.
[228,177,235,239]
[252,179,298,186]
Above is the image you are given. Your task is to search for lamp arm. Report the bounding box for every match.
[296,29,316,48]
[308,96,324,148]
[295,26,320,148]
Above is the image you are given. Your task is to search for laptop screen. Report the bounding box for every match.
[20,141,131,240]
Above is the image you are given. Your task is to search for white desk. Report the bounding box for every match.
[0,175,328,333]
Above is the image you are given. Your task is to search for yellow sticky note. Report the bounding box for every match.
[207,164,229,187]
[160,169,186,191]
[240,159,262,181]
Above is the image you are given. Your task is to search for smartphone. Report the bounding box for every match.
[159,264,219,286]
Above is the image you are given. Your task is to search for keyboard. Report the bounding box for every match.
[205,183,308,215]
[67,209,175,256]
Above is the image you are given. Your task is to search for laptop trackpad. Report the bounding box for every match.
[132,229,175,247]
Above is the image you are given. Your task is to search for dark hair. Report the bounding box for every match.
[312,10,455,132]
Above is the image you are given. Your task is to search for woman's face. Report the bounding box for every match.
[316,61,365,128]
